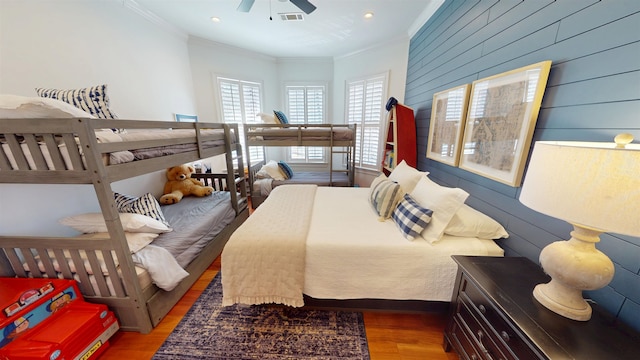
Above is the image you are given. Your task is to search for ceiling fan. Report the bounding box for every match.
[237,0,317,15]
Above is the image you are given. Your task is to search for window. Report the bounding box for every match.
[285,84,326,163]
[217,76,264,165]
[345,73,388,170]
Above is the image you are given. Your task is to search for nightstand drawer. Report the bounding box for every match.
[449,317,484,360]
[457,297,508,360]
[461,276,541,360]
[445,257,640,360]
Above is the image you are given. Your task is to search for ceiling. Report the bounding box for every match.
[133,0,444,58]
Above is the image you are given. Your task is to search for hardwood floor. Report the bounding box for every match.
[100,256,458,360]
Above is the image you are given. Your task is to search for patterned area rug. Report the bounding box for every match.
[153,273,370,360]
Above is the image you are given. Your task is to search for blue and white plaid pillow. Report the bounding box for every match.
[114,192,170,228]
[392,194,433,241]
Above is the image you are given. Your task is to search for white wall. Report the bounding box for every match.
[0,0,195,236]
[334,37,412,186]
[0,0,414,234]
[0,0,196,120]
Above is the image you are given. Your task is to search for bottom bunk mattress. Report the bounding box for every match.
[254,171,350,196]
[17,192,236,295]
[154,192,236,268]
[222,185,504,307]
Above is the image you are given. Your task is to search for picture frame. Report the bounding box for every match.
[426,84,471,166]
[459,60,552,187]
[174,113,198,122]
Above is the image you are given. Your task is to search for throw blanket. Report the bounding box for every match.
[221,184,317,307]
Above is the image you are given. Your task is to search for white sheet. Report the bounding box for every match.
[303,187,504,301]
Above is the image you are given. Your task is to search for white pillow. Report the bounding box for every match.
[60,213,172,234]
[0,94,95,119]
[410,176,469,244]
[388,160,429,193]
[445,204,509,239]
[132,245,189,291]
[256,160,286,180]
[79,232,159,253]
[257,112,278,124]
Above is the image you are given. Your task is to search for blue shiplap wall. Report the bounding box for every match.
[405,0,640,331]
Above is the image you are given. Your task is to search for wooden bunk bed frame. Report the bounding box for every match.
[0,118,249,333]
[244,123,357,207]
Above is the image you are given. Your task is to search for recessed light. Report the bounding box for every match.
[211,16,221,23]
[364,11,374,19]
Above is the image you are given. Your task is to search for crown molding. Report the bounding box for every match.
[115,0,188,41]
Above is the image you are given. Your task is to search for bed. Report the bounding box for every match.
[221,162,507,311]
[0,95,249,333]
[244,123,356,207]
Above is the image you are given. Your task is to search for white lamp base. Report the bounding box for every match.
[534,225,614,321]
[533,282,592,321]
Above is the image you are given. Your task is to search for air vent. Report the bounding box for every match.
[279,12,304,21]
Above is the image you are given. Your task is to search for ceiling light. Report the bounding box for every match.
[210,16,221,23]
[364,12,374,19]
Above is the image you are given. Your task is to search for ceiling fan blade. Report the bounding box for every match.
[290,0,316,14]
[237,0,255,12]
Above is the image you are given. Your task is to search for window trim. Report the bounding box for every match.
[344,71,389,171]
[283,82,328,164]
[214,74,265,166]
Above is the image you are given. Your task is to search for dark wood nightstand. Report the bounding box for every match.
[443,256,640,360]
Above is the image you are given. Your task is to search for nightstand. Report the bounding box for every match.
[444,256,640,360]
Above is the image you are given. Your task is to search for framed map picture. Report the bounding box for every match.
[459,60,552,186]
[426,84,471,166]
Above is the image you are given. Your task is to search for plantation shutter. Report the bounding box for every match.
[218,77,264,165]
[286,85,326,162]
[347,74,386,170]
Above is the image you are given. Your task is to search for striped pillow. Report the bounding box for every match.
[114,192,170,227]
[369,174,404,220]
[36,84,119,120]
[392,194,433,241]
[273,110,289,124]
[278,161,294,179]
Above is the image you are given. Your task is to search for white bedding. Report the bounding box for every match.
[304,187,504,301]
[222,185,504,306]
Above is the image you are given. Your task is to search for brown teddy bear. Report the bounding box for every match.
[159,164,214,204]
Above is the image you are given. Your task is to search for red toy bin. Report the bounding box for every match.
[1,278,82,349]
[0,301,119,360]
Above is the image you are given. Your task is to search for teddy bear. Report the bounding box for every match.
[159,164,214,204]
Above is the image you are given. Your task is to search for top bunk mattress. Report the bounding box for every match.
[245,124,355,144]
[0,127,229,171]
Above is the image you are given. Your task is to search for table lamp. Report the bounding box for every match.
[519,134,640,321]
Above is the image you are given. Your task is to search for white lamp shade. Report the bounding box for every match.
[519,140,640,237]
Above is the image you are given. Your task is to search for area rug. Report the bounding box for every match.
[153,273,370,360]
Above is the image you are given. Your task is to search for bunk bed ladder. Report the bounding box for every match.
[224,124,248,214]
[329,124,356,187]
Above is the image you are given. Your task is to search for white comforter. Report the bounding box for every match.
[305,187,504,301]
[222,186,504,305]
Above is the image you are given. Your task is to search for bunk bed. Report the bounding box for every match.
[0,116,249,333]
[244,123,356,207]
